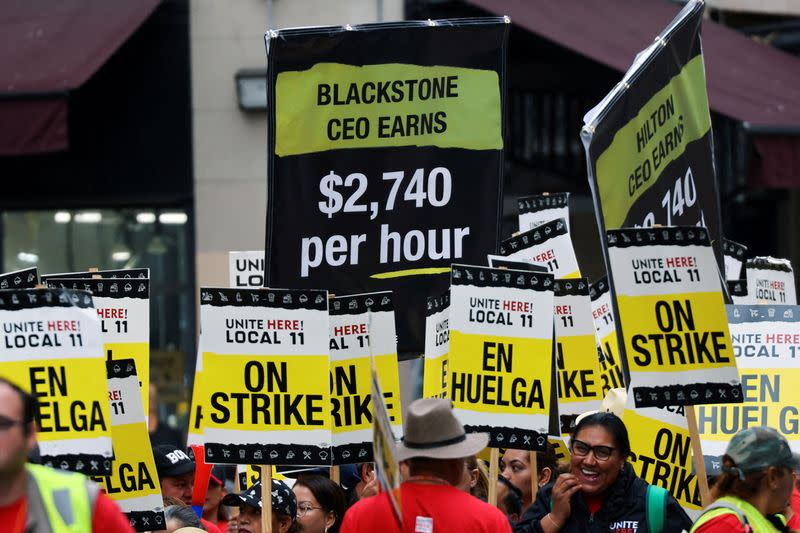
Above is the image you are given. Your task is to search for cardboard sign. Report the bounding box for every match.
[93,359,165,532]
[606,227,742,408]
[186,336,205,447]
[624,401,702,519]
[422,291,449,399]
[553,279,602,436]
[499,219,581,279]
[518,193,570,233]
[0,267,39,289]
[196,288,331,465]
[722,239,747,281]
[371,357,401,526]
[728,280,749,305]
[329,292,402,464]
[698,305,800,469]
[46,278,150,415]
[744,257,796,305]
[0,288,112,474]
[590,277,626,395]
[229,251,266,288]
[265,19,510,357]
[448,264,554,450]
[582,1,722,260]
[42,268,150,283]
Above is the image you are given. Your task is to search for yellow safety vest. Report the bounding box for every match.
[690,495,786,533]
[26,464,95,533]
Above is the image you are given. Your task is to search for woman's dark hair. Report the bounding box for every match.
[498,476,523,517]
[164,504,204,529]
[570,412,631,460]
[295,474,347,533]
[711,455,784,502]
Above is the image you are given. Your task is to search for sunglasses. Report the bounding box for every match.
[570,439,616,461]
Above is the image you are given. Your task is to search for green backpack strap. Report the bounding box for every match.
[646,485,667,533]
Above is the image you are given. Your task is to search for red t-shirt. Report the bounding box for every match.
[786,487,800,530]
[0,491,135,533]
[341,482,512,533]
[690,513,748,533]
[201,517,223,533]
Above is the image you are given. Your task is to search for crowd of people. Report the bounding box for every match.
[2,374,800,532]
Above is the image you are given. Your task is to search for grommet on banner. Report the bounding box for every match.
[503,16,511,24]
[427,19,437,27]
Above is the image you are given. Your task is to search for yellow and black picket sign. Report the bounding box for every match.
[590,277,626,396]
[196,288,332,466]
[93,359,165,531]
[744,257,797,305]
[422,291,449,399]
[606,227,742,408]
[448,264,555,451]
[699,304,800,467]
[187,337,206,447]
[499,219,581,279]
[329,292,402,464]
[0,288,113,475]
[553,278,602,437]
[370,356,401,527]
[45,278,151,414]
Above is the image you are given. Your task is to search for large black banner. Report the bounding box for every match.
[581,1,722,264]
[265,19,509,356]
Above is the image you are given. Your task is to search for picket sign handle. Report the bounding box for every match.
[530,451,539,499]
[488,448,499,506]
[331,465,341,485]
[230,468,241,519]
[685,405,711,507]
[262,465,273,533]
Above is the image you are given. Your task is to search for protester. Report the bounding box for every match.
[497,476,524,524]
[149,383,184,448]
[203,465,229,531]
[294,473,347,533]
[0,377,135,532]
[341,398,512,532]
[344,463,378,508]
[456,455,483,498]
[160,504,204,531]
[787,468,800,529]
[224,479,297,533]
[152,443,221,533]
[500,445,558,514]
[514,411,691,532]
[690,426,797,533]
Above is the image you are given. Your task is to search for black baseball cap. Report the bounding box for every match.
[222,479,297,519]
[152,444,195,478]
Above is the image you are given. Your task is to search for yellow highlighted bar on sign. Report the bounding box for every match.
[371,267,451,279]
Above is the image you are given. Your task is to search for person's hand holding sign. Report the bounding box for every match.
[545,473,582,531]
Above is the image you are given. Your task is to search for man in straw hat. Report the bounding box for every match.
[341,398,511,532]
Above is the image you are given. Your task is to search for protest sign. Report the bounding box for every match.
[607,226,742,408]
[499,219,581,279]
[722,239,747,281]
[423,291,449,399]
[93,359,165,531]
[624,401,702,519]
[265,18,509,357]
[698,304,800,469]
[487,256,546,272]
[42,268,150,283]
[590,277,626,394]
[744,256,796,305]
[0,267,39,289]
[230,251,266,288]
[448,264,554,450]
[329,292,402,463]
[371,357,401,526]
[196,287,331,465]
[582,1,723,264]
[518,193,570,232]
[46,278,151,414]
[0,288,112,474]
[727,280,749,304]
[187,336,205,446]
[553,279,602,436]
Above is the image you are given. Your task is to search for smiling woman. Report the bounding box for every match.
[512,412,693,533]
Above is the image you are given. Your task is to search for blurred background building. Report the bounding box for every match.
[0,0,798,432]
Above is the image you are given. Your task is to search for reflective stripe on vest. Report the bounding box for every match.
[690,496,784,533]
[27,464,94,533]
